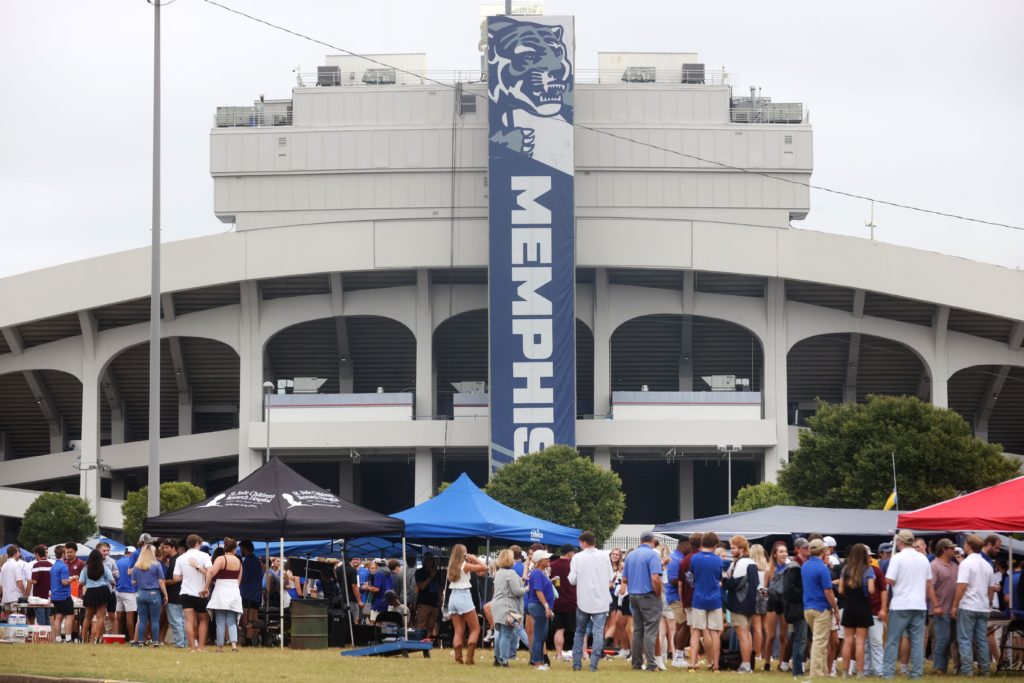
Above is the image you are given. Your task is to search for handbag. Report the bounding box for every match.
[506,610,522,627]
[440,582,452,622]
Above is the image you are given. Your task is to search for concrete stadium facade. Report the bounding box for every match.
[1,50,1022,538]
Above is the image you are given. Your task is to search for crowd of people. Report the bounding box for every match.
[1,527,1020,677]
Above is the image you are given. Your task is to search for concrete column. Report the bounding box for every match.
[413,447,434,503]
[593,446,611,470]
[238,282,264,478]
[679,271,695,391]
[593,268,612,417]
[931,306,949,408]
[110,475,126,500]
[338,460,355,502]
[678,460,694,521]
[0,431,8,461]
[77,311,101,514]
[110,403,127,445]
[178,391,193,436]
[415,269,434,419]
[761,278,788,481]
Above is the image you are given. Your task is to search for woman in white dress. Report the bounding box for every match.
[203,537,243,652]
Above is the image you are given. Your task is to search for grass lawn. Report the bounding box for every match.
[0,643,800,682]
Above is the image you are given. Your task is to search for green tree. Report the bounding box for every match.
[485,445,625,545]
[732,481,793,512]
[121,482,206,543]
[778,395,1019,510]
[18,492,97,548]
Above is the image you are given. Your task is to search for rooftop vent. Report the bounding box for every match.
[622,66,656,83]
[681,63,705,84]
[317,65,341,86]
[362,68,396,85]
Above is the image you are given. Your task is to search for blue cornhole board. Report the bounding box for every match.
[341,639,432,658]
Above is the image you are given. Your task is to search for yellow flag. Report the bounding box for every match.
[883,489,898,511]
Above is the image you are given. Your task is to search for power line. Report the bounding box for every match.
[200,0,1024,233]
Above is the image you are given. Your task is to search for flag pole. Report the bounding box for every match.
[891,450,898,513]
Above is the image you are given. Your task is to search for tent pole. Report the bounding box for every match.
[401,537,409,636]
[339,542,355,648]
[264,539,269,639]
[280,537,285,649]
[484,538,491,607]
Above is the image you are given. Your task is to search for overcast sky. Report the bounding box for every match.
[2,0,1022,279]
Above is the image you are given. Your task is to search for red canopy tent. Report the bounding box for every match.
[897,475,1024,532]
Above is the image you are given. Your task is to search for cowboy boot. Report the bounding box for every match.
[466,642,477,664]
[454,644,464,664]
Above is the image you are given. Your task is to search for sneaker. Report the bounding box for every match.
[780,662,791,672]
[655,656,667,671]
[561,650,573,662]
[534,664,550,671]
[738,664,753,674]
[483,629,494,643]
[617,649,632,659]
[672,658,689,669]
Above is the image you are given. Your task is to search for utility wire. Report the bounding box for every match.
[200,0,1024,233]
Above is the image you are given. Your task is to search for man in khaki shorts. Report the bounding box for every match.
[689,532,725,671]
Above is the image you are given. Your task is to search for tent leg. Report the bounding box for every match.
[402,537,408,637]
[340,543,355,648]
[264,539,269,642]
[1010,541,1014,668]
[280,537,285,649]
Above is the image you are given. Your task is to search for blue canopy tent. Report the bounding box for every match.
[393,473,581,545]
[0,544,32,561]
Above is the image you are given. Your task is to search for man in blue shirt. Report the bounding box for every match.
[49,544,74,643]
[665,538,689,668]
[689,532,724,671]
[622,531,663,672]
[115,548,137,642]
[802,539,839,679]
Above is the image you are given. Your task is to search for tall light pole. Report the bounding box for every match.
[717,444,743,514]
[263,382,275,462]
[147,0,163,518]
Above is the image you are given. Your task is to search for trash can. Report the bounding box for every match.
[290,599,328,650]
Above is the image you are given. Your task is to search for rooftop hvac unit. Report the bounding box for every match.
[292,377,327,394]
[622,66,656,83]
[451,381,486,394]
[317,65,341,86]
[701,375,737,391]
[459,92,477,115]
[362,68,396,85]
[681,63,705,84]
[767,102,804,123]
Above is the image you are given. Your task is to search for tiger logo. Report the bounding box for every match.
[488,17,573,167]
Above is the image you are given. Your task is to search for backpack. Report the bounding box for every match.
[767,567,786,602]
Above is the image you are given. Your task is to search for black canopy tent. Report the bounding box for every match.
[143,457,404,647]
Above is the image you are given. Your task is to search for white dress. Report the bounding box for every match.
[206,558,243,614]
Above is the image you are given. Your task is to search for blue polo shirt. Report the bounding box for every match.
[691,551,723,610]
[801,556,834,611]
[665,549,685,603]
[115,555,136,593]
[50,560,71,600]
[622,544,662,595]
[525,568,555,608]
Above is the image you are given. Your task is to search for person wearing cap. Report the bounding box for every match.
[953,547,964,562]
[822,537,840,568]
[525,549,556,670]
[802,538,839,679]
[929,538,958,674]
[622,531,664,672]
[568,531,614,672]
[878,543,893,573]
[882,530,939,679]
[951,534,996,677]
[793,537,810,566]
[114,545,138,641]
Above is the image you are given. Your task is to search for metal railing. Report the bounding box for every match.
[293,68,731,88]
[215,106,293,128]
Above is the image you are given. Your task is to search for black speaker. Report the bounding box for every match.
[328,609,351,647]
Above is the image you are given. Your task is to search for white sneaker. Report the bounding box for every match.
[738,664,753,674]
[616,649,631,659]
[780,662,790,672]
[483,629,494,643]
[534,664,549,671]
[655,656,667,671]
[560,650,572,661]
[672,657,689,669]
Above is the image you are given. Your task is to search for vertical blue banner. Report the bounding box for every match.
[487,15,576,473]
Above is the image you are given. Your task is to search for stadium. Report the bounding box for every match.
[1,20,1022,541]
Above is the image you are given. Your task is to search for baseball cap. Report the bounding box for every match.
[935,538,954,552]
[794,537,809,549]
[125,545,136,554]
[878,542,893,554]
[954,546,964,555]
[137,533,154,545]
[532,549,553,564]
[808,539,826,554]
[640,531,656,542]
[823,536,837,548]
[895,529,915,545]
